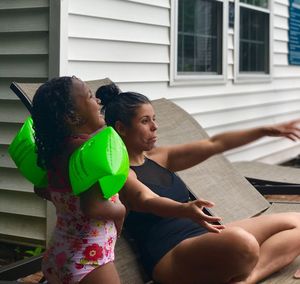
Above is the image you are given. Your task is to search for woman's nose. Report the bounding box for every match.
[151,121,158,130]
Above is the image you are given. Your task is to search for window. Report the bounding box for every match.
[236,0,272,80]
[171,0,227,85]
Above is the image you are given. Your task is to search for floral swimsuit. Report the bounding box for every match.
[42,136,118,284]
[42,190,117,284]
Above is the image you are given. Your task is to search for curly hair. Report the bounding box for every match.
[31,76,77,170]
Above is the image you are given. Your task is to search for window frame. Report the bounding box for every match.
[234,0,273,83]
[170,0,228,86]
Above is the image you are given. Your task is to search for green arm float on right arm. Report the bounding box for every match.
[69,127,129,199]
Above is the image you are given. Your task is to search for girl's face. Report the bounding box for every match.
[70,78,105,134]
[121,103,158,152]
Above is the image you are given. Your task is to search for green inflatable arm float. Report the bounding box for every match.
[8,117,48,187]
[69,127,129,199]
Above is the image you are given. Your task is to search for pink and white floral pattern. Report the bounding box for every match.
[42,191,117,284]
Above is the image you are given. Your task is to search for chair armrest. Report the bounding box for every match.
[0,255,43,281]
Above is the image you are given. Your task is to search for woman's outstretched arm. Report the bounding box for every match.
[158,119,300,172]
[120,170,225,233]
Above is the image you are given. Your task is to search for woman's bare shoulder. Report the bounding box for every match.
[146,146,168,167]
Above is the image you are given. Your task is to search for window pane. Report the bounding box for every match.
[177,0,223,75]
[240,0,268,9]
[239,7,269,73]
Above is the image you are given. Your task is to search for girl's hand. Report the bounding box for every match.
[184,199,225,233]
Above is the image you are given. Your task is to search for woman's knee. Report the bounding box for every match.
[225,227,259,268]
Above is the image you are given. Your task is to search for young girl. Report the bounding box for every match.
[31,77,126,284]
[97,83,300,284]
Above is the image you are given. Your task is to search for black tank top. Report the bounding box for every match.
[125,158,207,276]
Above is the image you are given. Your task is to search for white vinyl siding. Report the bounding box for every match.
[0,0,50,246]
[60,0,300,167]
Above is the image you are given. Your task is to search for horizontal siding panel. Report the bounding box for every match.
[0,191,46,218]
[274,53,288,65]
[207,110,300,137]
[68,62,169,82]
[69,15,169,45]
[69,38,169,63]
[274,66,300,78]
[174,89,300,114]
[119,78,300,101]
[0,100,29,123]
[275,0,288,5]
[273,2,288,17]
[0,168,33,192]
[274,28,288,42]
[0,145,15,168]
[0,122,22,145]
[0,0,48,10]
[227,65,234,80]
[228,34,234,50]
[0,55,48,78]
[127,0,170,8]
[0,78,45,100]
[273,15,288,30]
[226,138,297,162]
[0,8,49,32]
[274,41,288,53]
[0,212,45,241]
[194,100,300,128]
[69,0,169,27]
[0,32,48,55]
[228,50,234,65]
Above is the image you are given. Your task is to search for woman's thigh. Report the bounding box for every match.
[226,212,300,244]
[153,227,259,284]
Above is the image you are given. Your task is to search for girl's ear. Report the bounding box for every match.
[115,121,126,137]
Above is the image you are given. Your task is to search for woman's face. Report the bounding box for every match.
[121,103,158,152]
[71,78,105,133]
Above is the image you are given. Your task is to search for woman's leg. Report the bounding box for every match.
[153,227,260,284]
[227,212,300,283]
[79,262,120,284]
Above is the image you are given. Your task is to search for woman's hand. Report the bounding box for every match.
[183,199,225,233]
[266,119,300,141]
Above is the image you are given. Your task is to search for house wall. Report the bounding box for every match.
[61,0,300,165]
[0,0,50,246]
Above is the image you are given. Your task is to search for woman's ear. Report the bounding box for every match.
[115,121,126,137]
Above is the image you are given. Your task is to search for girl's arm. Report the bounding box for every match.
[80,184,126,221]
[120,170,224,233]
[158,120,300,172]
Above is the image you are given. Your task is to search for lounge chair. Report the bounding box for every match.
[3,79,300,284]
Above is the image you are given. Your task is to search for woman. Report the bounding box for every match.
[97,83,300,284]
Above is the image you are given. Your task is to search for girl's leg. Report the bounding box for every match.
[227,212,300,283]
[79,262,120,284]
[153,227,260,284]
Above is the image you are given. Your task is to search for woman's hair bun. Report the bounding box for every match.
[96,83,121,107]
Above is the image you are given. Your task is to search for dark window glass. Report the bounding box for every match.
[177,0,223,75]
[239,7,269,73]
[240,0,268,9]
